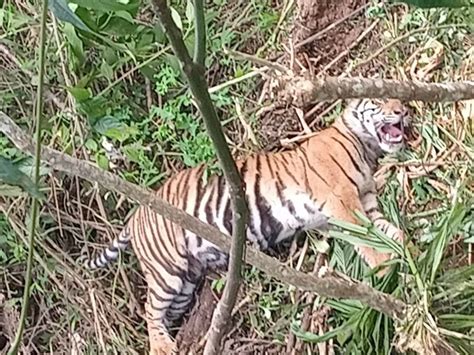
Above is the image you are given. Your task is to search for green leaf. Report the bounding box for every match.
[291,318,356,343]
[0,157,44,199]
[93,116,137,142]
[63,23,85,63]
[439,314,474,331]
[66,86,91,102]
[49,0,93,33]
[70,0,140,12]
[170,6,183,31]
[396,0,471,8]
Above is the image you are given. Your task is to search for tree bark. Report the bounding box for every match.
[280,75,474,105]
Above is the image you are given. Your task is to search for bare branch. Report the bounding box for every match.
[0,110,406,322]
[280,75,474,105]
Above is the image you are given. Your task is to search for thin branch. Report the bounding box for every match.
[281,76,474,105]
[0,110,406,322]
[152,0,248,353]
[193,0,206,66]
[7,0,48,354]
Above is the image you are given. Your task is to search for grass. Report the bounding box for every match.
[0,0,473,354]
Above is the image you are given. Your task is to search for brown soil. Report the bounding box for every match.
[257,0,376,149]
[176,282,218,354]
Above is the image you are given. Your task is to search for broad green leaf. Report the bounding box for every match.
[100,61,114,81]
[63,23,85,64]
[397,0,471,8]
[100,16,137,36]
[93,116,137,142]
[0,157,44,199]
[70,0,140,12]
[49,0,93,33]
[66,86,91,102]
[170,6,183,31]
[0,184,24,197]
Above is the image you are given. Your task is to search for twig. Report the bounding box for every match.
[96,47,169,98]
[6,0,48,353]
[226,49,289,73]
[282,76,474,106]
[151,1,249,353]
[208,67,268,94]
[193,0,206,66]
[0,110,406,321]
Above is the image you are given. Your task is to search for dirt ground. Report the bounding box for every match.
[257,0,373,150]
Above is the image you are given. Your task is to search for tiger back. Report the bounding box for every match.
[85,98,409,355]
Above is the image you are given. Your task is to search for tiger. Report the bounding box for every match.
[85,98,409,355]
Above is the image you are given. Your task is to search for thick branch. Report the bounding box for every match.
[282,75,474,105]
[0,111,406,321]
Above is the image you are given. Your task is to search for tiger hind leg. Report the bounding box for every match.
[145,273,182,355]
[167,255,204,323]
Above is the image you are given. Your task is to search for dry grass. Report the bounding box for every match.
[0,0,472,354]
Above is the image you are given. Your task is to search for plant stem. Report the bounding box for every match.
[193,0,206,66]
[7,0,48,354]
[152,0,249,353]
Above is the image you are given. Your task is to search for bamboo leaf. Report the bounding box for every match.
[49,0,93,33]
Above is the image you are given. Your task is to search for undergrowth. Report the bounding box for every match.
[0,0,472,354]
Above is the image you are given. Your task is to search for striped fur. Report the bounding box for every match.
[85,99,409,354]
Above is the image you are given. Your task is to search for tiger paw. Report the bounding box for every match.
[149,329,177,355]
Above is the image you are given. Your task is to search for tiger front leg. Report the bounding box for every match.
[359,188,404,275]
[359,187,404,243]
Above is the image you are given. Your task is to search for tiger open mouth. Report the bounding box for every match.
[377,121,404,144]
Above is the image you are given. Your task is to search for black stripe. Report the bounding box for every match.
[330,136,364,176]
[140,210,185,278]
[141,255,179,297]
[300,149,331,187]
[254,156,283,247]
[193,165,206,218]
[329,154,359,192]
[365,207,378,215]
[216,175,226,217]
[304,203,317,214]
[223,198,232,235]
[146,206,184,261]
[319,200,327,211]
[180,169,193,212]
[279,155,299,184]
[196,236,203,247]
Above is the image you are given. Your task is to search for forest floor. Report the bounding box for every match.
[0,0,472,354]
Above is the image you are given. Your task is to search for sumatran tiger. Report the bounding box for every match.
[85,98,409,354]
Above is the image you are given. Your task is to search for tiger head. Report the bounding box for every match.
[343,99,410,153]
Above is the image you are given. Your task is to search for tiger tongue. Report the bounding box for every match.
[383,124,402,137]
